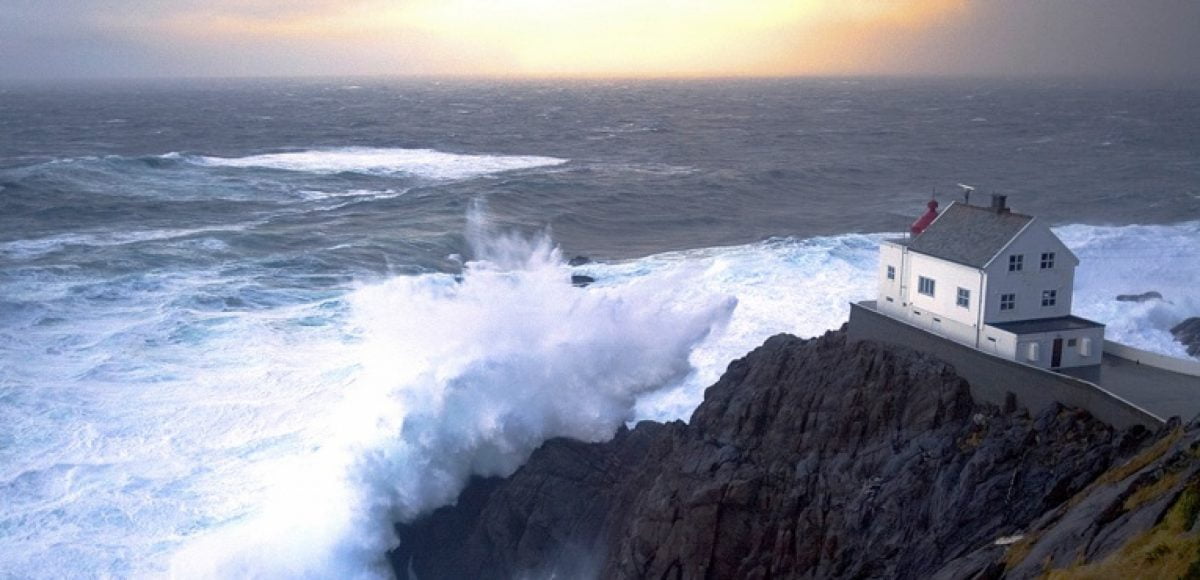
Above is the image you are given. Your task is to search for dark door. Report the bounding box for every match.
[1051,338,1063,368]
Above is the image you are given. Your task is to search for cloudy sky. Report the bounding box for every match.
[2,0,1197,80]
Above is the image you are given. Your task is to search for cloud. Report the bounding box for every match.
[1,0,1197,80]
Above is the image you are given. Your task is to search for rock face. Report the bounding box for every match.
[1173,317,1200,357]
[957,416,1200,578]
[390,330,1153,579]
[1116,291,1165,303]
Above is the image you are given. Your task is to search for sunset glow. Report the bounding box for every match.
[154,0,969,77]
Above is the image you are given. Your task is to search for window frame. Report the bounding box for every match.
[956,287,970,308]
[1042,289,1057,307]
[1008,254,1024,272]
[917,276,936,297]
[1000,293,1016,311]
[1040,252,1055,269]
[886,265,895,280]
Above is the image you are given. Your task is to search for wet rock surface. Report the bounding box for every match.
[1116,291,1165,303]
[1172,317,1200,357]
[390,329,1154,579]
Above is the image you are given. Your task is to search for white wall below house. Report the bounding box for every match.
[987,325,1105,370]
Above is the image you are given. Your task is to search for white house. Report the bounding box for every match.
[876,194,1104,374]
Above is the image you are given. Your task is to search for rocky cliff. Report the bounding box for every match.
[390,329,1185,579]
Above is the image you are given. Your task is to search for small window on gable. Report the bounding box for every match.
[1000,293,1016,311]
[1009,254,1024,272]
[956,287,970,308]
[1042,289,1057,307]
[918,276,935,297]
[887,265,895,280]
[1041,252,1055,269]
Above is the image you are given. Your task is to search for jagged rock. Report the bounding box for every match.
[1116,291,1164,303]
[571,274,595,287]
[390,329,1149,579]
[568,255,593,267]
[993,416,1200,578]
[1172,317,1200,357]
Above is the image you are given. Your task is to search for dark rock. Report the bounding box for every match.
[1171,317,1200,357]
[391,329,1146,579]
[570,274,595,287]
[567,256,592,267]
[1116,291,1164,303]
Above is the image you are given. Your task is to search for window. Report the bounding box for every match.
[1008,254,1024,272]
[1042,289,1057,307]
[1027,342,1040,362]
[1000,293,1016,311]
[1041,252,1055,269]
[1068,338,1078,347]
[956,287,970,308]
[918,276,935,297]
[887,265,895,280]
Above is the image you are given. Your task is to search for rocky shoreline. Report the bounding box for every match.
[390,328,1200,579]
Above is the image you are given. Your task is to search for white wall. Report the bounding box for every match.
[1001,326,1105,370]
[877,241,906,317]
[903,252,984,344]
[983,221,1077,324]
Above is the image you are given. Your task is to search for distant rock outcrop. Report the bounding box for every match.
[1173,317,1200,358]
[1116,291,1165,303]
[390,330,1157,579]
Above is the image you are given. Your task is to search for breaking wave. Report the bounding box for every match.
[2,215,1196,578]
[182,147,568,179]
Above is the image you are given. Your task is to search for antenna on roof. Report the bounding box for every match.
[957,183,975,205]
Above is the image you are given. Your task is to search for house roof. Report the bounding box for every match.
[906,202,1033,268]
[988,315,1105,335]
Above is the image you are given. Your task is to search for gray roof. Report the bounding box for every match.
[988,315,1105,335]
[907,202,1033,268]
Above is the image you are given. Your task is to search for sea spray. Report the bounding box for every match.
[169,208,736,578]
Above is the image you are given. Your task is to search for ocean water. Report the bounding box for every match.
[1,78,1198,578]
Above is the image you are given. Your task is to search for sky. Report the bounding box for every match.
[1,0,1198,81]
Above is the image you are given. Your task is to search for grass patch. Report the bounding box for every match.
[1097,427,1183,487]
[1043,483,1200,580]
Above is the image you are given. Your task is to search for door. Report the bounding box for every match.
[1051,338,1063,368]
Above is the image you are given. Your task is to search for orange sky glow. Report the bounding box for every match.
[150,0,970,78]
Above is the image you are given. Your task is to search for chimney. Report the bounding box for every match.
[990,194,1009,213]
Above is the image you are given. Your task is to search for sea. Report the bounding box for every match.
[1,77,1198,578]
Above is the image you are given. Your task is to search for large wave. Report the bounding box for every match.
[2,216,1196,578]
[165,207,735,577]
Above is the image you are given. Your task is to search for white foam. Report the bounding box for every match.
[1057,220,1200,357]
[164,206,734,578]
[0,224,256,260]
[3,217,1197,578]
[187,147,568,180]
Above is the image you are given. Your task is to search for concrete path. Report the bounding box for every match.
[1099,353,1200,423]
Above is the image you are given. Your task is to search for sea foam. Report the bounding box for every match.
[2,217,1196,579]
[186,147,568,180]
[165,207,735,578]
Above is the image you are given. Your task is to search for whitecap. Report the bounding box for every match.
[184,147,568,180]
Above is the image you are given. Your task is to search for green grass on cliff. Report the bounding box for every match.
[1042,477,1200,580]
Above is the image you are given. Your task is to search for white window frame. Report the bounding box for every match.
[918,276,935,297]
[1000,293,1016,311]
[1041,289,1057,307]
[1040,252,1055,269]
[956,287,970,308]
[887,265,895,280]
[1008,254,1024,272]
